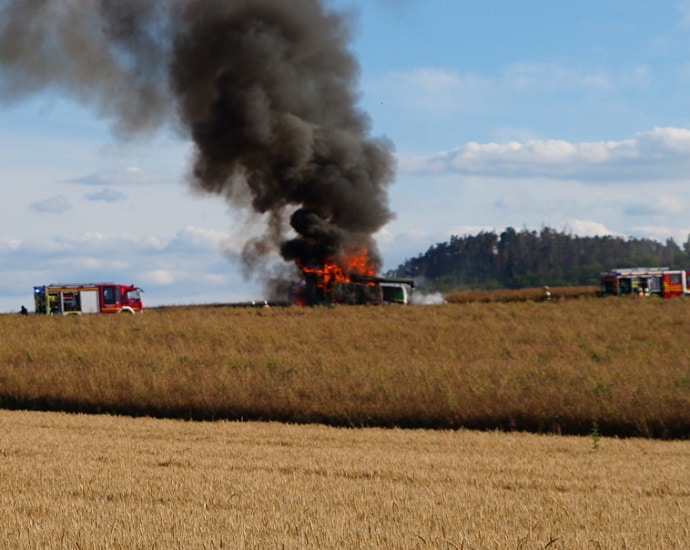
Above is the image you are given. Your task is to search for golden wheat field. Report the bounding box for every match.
[1,294,689,437]
[0,409,688,549]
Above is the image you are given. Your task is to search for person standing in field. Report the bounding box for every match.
[543,286,551,301]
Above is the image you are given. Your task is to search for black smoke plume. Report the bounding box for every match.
[0,0,395,288]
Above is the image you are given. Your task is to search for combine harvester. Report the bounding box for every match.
[599,267,690,298]
[33,283,144,315]
[291,248,414,306]
[292,273,414,306]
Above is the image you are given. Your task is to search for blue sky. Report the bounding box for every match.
[2,0,690,311]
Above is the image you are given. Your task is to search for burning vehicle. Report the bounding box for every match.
[289,247,414,306]
[0,1,400,299]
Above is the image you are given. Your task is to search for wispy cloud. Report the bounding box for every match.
[165,226,235,253]
[0,230,214,267]
[84,188,127,202]
[503,62,614,93]
[399,127,690,180]
[30,195,71,213]
[679,0,690,26]
[65,166,173,186]
[381,68,488,113]
[371,62,649,116]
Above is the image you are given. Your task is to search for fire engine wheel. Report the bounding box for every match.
[119,307,136,314]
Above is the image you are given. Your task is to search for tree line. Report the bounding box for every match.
[385,227,690,291]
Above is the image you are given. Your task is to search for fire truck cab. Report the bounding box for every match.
[33,283,144,315]
[599,267,690,298]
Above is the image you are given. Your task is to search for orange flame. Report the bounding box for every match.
[298,246,376,290]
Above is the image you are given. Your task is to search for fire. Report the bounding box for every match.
[298,247,376,290]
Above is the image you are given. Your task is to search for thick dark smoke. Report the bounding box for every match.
[0,0,395,288]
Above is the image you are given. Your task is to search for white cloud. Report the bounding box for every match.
[146,270,175,285]
[398,127,690,180]
[15,238,75,254]
[0,239,21,252]
[633,226,690,245]
[562,220,618,238]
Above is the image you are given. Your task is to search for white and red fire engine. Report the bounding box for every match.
[599,267,690,298]
[33,283,144,315]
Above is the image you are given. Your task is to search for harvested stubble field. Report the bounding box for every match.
[1,410,688,549]
[1,294,689,438]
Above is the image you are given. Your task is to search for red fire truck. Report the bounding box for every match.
[33,283,144,315]
[599,267,690,298]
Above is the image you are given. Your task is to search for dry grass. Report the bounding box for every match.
[1,295,690,437]
[445,286,598,303]
[0,410,687,549]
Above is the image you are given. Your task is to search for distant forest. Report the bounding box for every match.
[385,227,690,291]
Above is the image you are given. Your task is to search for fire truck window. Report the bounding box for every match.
[650,277,661,292]
[619,278,632,294]
[49,294,61,314]
[103,286,116,303]
[670,274,681,284]
[63,292,81,312]
[125,289,140,301]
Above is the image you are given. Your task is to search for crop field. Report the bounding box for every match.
[1,293,689,438]
[1,293,689,548]
[1,410,688,549]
